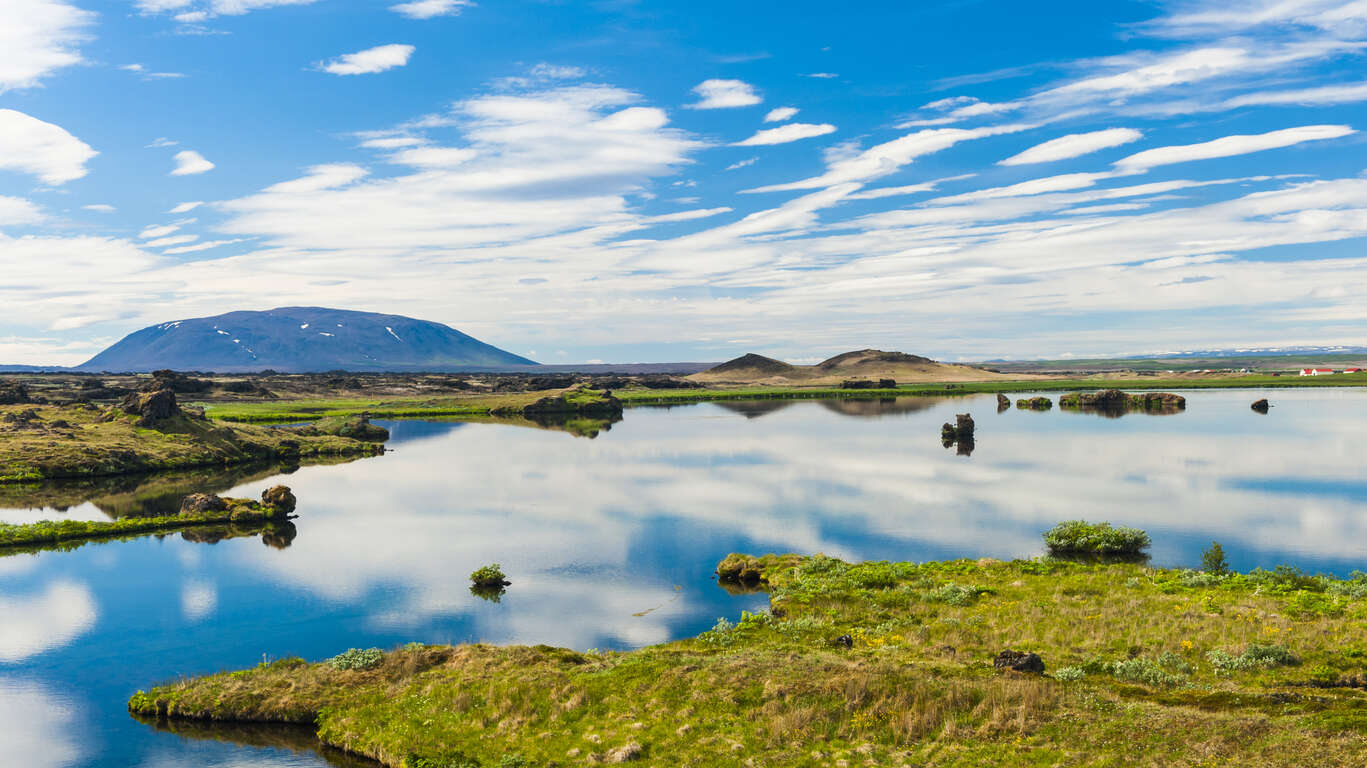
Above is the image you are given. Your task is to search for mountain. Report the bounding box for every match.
[79,307,537,373]
[692,349,1008,385]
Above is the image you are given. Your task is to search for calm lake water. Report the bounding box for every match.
[1,388,1364,767]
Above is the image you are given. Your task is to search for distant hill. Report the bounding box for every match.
[692,349,1008,385]
[78,307,537,373]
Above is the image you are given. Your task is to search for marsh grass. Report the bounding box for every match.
[132,552,1367,766]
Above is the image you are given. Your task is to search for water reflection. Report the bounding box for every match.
[0,679,82,768]
[0,580,97,662]
[0,389,1363,767]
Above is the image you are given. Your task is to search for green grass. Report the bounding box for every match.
[192,375,1365,423]
[131,552,1367,767]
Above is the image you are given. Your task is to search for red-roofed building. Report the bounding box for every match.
[1301,368,1335,376]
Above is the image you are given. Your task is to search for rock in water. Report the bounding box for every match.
[996,393,1010,412]
[956,413,974,439]
[993,650,1045,674]
[180,493,228,515]
[261,485,296,515]
[1251,398,1270,413]
[121,388,179,426]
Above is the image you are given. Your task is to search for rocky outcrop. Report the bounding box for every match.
[121,388,180,427]
[144,370,212,394]
[180,493,228,515]
[716,554,763,585]
[1058,390,1186,413]
[941,413,975,455]
[1016,397,1053,410]
[840,379,878,389]
[288,414,389,442]
[993,650,1045,674]
[1251,398,1270,413]
[996,393,1010,412]
[0,383,34,405]
[522,389,623,418]
[261,485,297,515]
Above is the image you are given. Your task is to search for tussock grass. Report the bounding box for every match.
[131,553,1367,766]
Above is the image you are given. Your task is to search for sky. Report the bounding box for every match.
[2,0,1366,366]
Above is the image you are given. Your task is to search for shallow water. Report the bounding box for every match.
[1,388,1364,767]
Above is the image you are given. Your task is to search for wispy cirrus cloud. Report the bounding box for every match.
[1113,124,1355,171]
[1000,128,1143,165]
[733,123,836,146]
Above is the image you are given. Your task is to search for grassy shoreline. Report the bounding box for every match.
[0,404,384,484]
[197,375,1367,423]
[0,493,293,549]
[131,551,1367,767]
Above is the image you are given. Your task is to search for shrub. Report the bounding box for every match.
[1201,541,1230,575]
[925,582,989,606]
[1054,666,1086,681]
[1043,521,1150,556]
[328,647,385,671]
[1249,565,1323,592]
[1207,643,1299,674]
[1109,657,1186,687]
[470,563,509,588]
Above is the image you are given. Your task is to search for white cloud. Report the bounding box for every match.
[1114,124,1355,170]
[733,122,836,146]
[318,44,415,76]
[163,238,243,254]
[763,106,799,123]
[725,157,757,170]
[1224,81,1367,107]
[168,201,202,213]
[361,136,426,149]
[687,79,761,109]
[390,0,472,19]
[0,110,97,185]
[0,0,93,92]
[743,124,1032,193]
[803,72,839,79]
[121,63,186,79]
[1000,127,1143,165]
[0,197,44,225]
[81,203,115,213]
[145,234,198,248]
[170,149,214,175]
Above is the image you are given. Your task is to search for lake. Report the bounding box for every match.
[1,388,1364,767]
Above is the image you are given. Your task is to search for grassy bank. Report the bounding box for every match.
[0,495,292,549]
[0,403,383,483]
[195,375,1367,423]
[132,552,1367,766]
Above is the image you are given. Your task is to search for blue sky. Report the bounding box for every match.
[2,0,1366,365]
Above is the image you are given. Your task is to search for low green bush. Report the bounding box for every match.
[1043,521,1150,556]
[327,647,385,671]
[1208,643,1299,674]
[470,563,509,588]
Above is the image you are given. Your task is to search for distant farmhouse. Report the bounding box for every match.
[1300,367,1364,375]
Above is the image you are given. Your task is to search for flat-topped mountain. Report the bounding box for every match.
[79,307,536,373]
[693,349,1006,385]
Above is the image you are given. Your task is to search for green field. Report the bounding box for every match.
[193,375,1367,423]
[132,547,1367,767]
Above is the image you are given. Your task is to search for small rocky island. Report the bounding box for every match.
[0,486,298,549]
[1058,389,1185,413]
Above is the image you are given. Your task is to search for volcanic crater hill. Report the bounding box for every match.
[691,349,1007,385]
[78,307,536,374]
